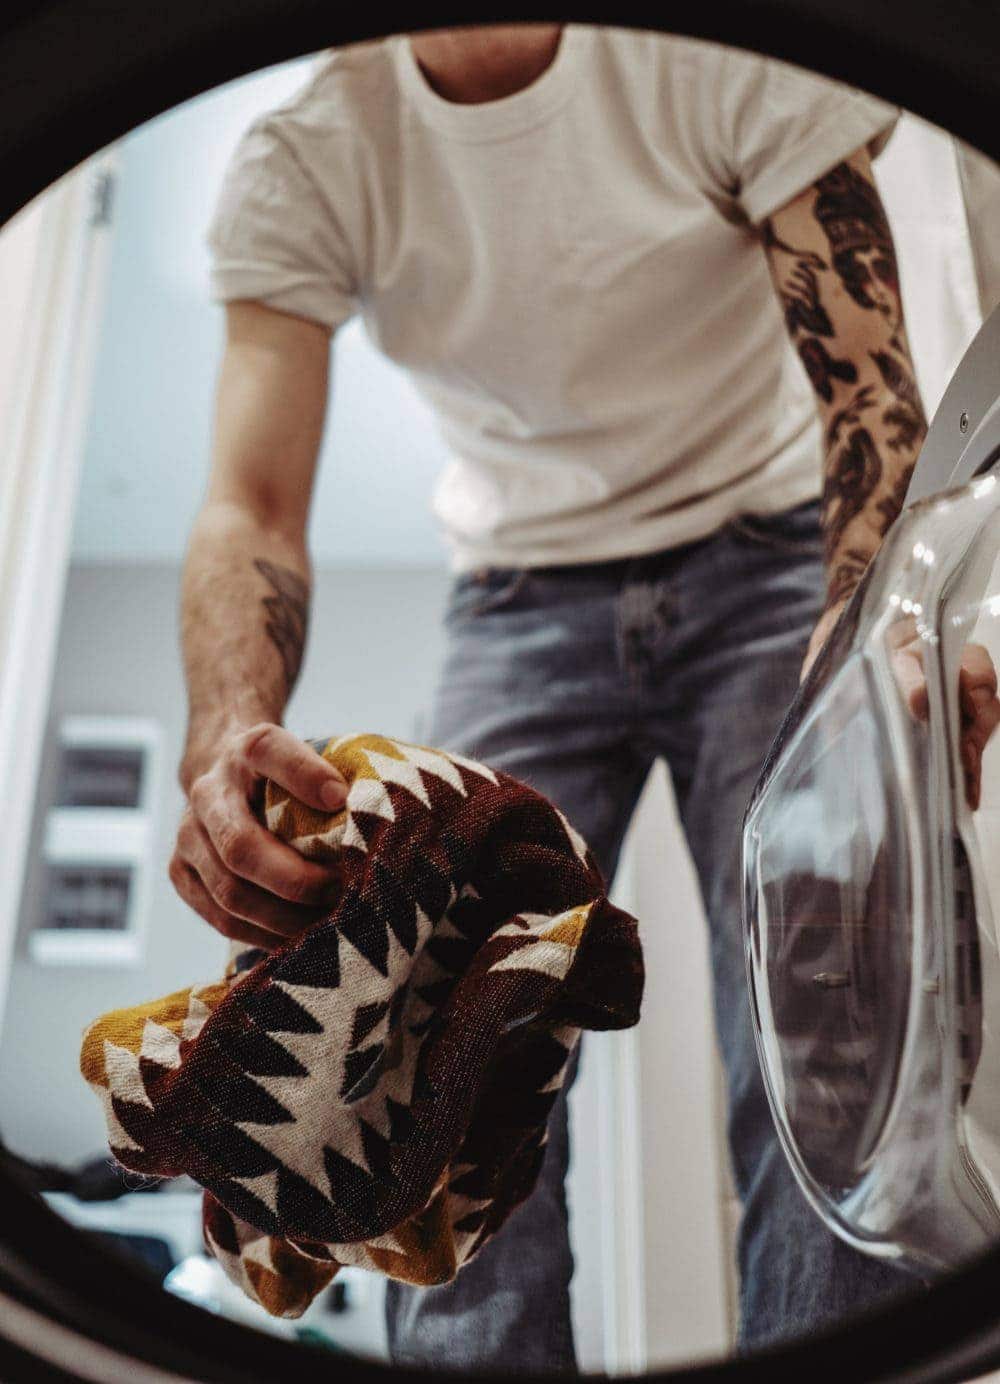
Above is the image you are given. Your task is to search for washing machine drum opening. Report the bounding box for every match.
[744,470,1000,1272]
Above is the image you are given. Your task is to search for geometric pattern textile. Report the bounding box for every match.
[80,733,644,1317]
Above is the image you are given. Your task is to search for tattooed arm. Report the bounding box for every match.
[762,147,927,677]
[172,302,347,949]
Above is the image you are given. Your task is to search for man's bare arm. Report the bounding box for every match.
[171,301,347,949]
[762,146,927,667]
[764,147,1000,803]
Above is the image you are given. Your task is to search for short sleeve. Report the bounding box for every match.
[206,118,358,332]
[716,50,900,226]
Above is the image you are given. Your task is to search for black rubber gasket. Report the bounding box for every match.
[1,1,999,1380]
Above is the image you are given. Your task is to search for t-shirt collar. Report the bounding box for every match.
[393,25,588,141]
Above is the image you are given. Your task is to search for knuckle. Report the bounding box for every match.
[238,721,277,763]
[213,874,244,914]
[175,817,195,855]
[216,826,252,872]
[188,774,213,813]
[284,874,317,906]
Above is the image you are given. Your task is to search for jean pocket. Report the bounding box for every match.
[445,568,533,623]
[726,499,823,556]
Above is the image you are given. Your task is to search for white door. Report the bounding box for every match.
[0,149,120,1037]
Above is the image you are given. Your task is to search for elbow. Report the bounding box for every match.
[198,486,310,548]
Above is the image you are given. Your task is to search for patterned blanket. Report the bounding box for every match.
[80,733,644,1317]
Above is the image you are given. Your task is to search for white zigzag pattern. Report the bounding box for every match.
[102,1040,154,1110]
[139,1019,182,1069]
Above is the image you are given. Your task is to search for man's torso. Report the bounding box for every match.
[208,26,896,568]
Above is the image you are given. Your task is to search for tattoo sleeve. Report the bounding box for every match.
[253,557,309,694]
[762,147,928,615]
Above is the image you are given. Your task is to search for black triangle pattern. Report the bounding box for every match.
[437,826,477,887]
[177,1119,278,1179]
[273,924,341,990]
[235,981,324,1035]
[189,1056,295,1128]
[275,1163,358,1243]
[349,809,384,851]
[385,1096,415,1145]
[323,1146,380,1231]
[413,977,453,1012]
[407,853,453,922]
[367,858,418,954]
[424,933,477,976]
[411,1064,434,1105]
[210,1023,308,1079]
[350,999,389,1048]
[388,982,410,1028]
[206,1176,281,1236]
[336,893,389,976]
[359,1118,395,1186]
[340,1042,384,1103]
[443,893,489,939]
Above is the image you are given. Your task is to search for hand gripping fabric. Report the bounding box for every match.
[80,734,644,1317]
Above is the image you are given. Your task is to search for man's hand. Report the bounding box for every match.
[890,630,1000,811]
[802,604,1000,809]
[174,302,339,949]
[170,722,348,950]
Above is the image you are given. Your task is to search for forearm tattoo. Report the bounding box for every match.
[827,548,874,608]
[821,427,882,564]
[253,557,308,694]
[812,162,899,317]
[870,347,925,452]
[763,156,928,612]
[763,221,858,402]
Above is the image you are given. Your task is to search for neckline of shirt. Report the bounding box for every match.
[392,25,590,141]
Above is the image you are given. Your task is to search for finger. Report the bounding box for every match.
[961,680,978,726]
[239,724,348,812]
[191,802,342,917]
[960,643,998,696]
[963,694,1000,756]
[170,858,288,951]
[186,817,337,937]
[192,782,343,906]
[893,650,929,720]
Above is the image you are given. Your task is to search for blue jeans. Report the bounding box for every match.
[385,499,918,1371]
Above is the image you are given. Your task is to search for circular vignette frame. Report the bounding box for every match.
[2,1,1000,1381]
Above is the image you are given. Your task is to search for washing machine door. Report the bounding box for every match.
[745,308,1000,1271]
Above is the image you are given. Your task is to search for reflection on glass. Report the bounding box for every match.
[751,655,912,1194]
[745,472,1000,1271]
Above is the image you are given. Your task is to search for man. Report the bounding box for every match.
[171,22,948,1370]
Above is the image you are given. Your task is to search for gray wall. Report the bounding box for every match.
[0,560,451,1166]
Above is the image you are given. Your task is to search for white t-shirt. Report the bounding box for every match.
[206,26,897,570]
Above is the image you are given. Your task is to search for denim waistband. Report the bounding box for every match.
[461,498,822,586]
